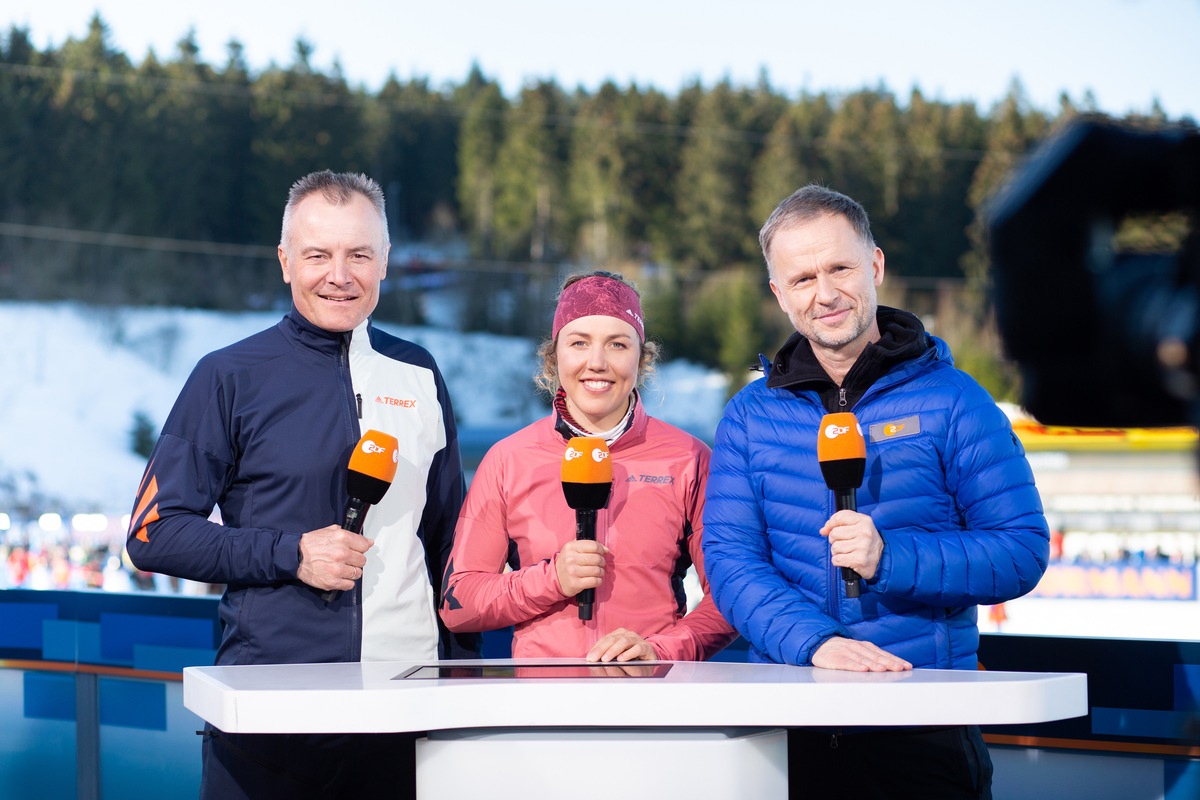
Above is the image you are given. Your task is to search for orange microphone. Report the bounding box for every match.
[561,437,612,620]
[816,413,867,598]
[322,430,399,604]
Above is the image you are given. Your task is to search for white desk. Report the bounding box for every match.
[184,659,1087,798]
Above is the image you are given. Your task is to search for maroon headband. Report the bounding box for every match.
[551,276,645,341]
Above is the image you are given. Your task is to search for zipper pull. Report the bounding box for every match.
[838,387,848,408]
[355,393,363,419]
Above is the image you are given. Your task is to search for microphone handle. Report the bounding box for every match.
[343,498,368,534]
[321,498,369,604]
[575,509,597,620]
[833,487,863,599]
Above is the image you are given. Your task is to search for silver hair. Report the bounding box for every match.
[759,184,875,272]
[279,170,389,250]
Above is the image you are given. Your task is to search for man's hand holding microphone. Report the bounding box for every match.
[815,413,910,672]
[294,430,399,603]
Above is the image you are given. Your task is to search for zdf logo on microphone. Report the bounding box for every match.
[823,422,862,440]
[564,444,610,463]
[361,439,398,462]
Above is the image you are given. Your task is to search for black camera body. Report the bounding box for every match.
[986,117,1200,428]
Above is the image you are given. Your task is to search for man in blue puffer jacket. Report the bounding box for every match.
[702,184,1049,800]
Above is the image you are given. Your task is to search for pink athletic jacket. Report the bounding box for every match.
[439,403,737,660]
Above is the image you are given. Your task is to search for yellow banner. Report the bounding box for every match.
[1012,420,1198,452]
[1030,564,1197,600]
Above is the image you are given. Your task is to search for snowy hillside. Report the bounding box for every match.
[0,302,729,516]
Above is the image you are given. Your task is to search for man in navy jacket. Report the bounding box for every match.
[702,185,1049,799]
[128,170,477,799]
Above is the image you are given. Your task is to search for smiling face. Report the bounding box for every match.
[768,212,885,361]
[278,192,389,333]
[555,314,641,433]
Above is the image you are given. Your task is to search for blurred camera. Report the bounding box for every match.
[986,116,1200,428]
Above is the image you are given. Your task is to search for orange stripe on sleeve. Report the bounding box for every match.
[133,504,160,543]
[135,457,155,496]
[131,474,160,542]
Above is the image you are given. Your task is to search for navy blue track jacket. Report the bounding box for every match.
[128,307,479,665]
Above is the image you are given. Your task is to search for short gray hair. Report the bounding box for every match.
[280,170,389,249]
[759,184,875,270]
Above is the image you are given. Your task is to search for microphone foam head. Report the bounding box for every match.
[347,430,399,504]
[817,412,866,490]
[561,437,612,483]
[561,436,612,510]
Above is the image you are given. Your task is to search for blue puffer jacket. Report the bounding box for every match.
[702,331,1049,669]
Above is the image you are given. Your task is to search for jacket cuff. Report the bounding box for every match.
[867,533,891,589]
[278,532,303,578]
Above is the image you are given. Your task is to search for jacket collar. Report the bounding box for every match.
[765,307,936,410]
[551,391,650,452]
[280,304,366,355]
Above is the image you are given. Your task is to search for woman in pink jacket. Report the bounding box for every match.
[439,271,737,662]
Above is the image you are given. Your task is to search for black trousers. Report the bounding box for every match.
[788,725,993,800]
[199,726,417,800]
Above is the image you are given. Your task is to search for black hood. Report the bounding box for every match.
[765,306,933,412]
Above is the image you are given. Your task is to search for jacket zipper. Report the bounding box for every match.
[805,348,940,620]
[340,332,363,660]
[589,506,605,646]
[828,487,842,619]
[830,386,849,617]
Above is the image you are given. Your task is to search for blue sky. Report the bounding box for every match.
[3,0,1197,119]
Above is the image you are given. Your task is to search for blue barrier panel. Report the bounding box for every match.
[0,602,58,649]
[1092,707,1199,739]
[133,644,217,673]
[42,619,81,661]
[1166,759,1200,800]
[977,634,1200,751]
[24,671,75,721]
[1,669,76,800]
[1175,664,1200,711]
[99,678,167,731]
[99,612,214,664]
[0,591,220,799]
